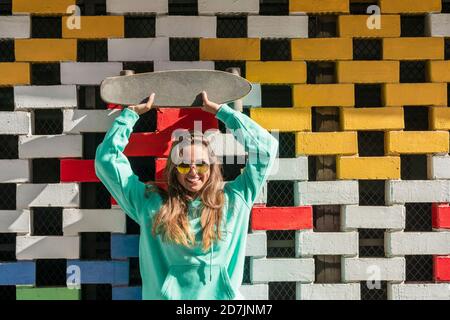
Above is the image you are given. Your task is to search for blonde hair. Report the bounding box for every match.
[149,131,225,252]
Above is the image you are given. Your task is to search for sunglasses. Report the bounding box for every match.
[176,162,210,175]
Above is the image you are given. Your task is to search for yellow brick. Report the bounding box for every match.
[15,39,77,62]
[380,0,441,13]
[250,108,311,132]
[430,107,450,130]
[62,16,124,39]
[386,131,449,155]
[291,38,352,61]
[337,61,399,84]
[13,0,75,14]
[290,0,349,13]
[337,156,400,180]
[383,38,444,60]
[341,107,404,131]
[338,15,400,38]
[0,63,30,86]
[200,39,260,61]
[295,132,358,155]
[293,84,354,107]
[383,83,447,107]
[246,62,306,84]
[428,61,450,83]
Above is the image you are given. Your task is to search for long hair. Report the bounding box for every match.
[150,131,225,252]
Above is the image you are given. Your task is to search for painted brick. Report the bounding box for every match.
[341,205,405,231]
[341,107,404,131]
[380,0,441,14]
[0,160,30,183]
[15,39,77,62]
[342,257,406,282]
[250,107,311,132]
[108,38,169,62]
[426,14,450,37]
[251,206,313,231]
[16,286,80,300]
[295,180,359,206]
[297,283,360,300]
[60,159,98,182]
[386,231,450,256]
[432,203,450,230]
[111,234,139,259]
[62,16,124,39]
[156,16,216,38]
[106,0,168,14]
[337,61,399,83]
[0,16,30,38]
[19,135,82,159]
[251,258,315,283]
[63,208,126,235]
[238,284,268,300]
[383,38,444,60]
[200,39,260,61]
[245,232,267,258]
[66,260,129,285]
[295,132,358,156]
[268,157,308,181]
[12,0,75,14]
[338,15,400,37]
[386,180,450,204]
[16,183,79,209]
[247,16,308,38]
[293,84,354,107]
[290,0,349,13]
[291,38,352,61]
[337,156,400,180]
[428,155,450,180]
[16,236,80,260]
[247,61,307,84]
[14,85,77,109]
[434,256,450,281]
[153,61,215,71]
[386,130,449,155]
[0,63,30,85]
[0,262,35,285]
[0,209,30,233]
[63,109,121,133]
[0,111,30,135]
[383,83,447,106]
[295,230,358,257]
[112,286,142,300]
[388,283,450,300]
[428,61,450,82]
[198,0,259,15]
[430,107,450,130]
[61,62,123,85]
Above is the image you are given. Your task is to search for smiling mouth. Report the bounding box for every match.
[186,177,200,184]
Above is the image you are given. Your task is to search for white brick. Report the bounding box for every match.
[108,38,169,62]
[426,14,450,36]
[63,209,126,236]
[61,62,123,85]
[16,183,80,209]
[156,16,216,38]
[238,284,268,300]
[19,135,82,158]
[0,16,30,38]
[386,180,450,204]
[388,283,450,300]
[342,257,406,282]
[246,232,266,257]
[341,205,405,231]
[153,61,215,71]
[206,132,246,157]
[248,16,308,38]
[428,155,450,179]
[16,236,80,260]
[255,183,267,205]
[386,231,450,256]
[0,112,31,135]
[297,283,361,300]
[198,0,259,15]
[0,160,30,183]
[63,109,121,133]
[251,258,315,283]
[14,85,77,109]
[295,231,358,257]
[295,180,359,205]
[268,157,308,181]
[106,0,168,14]
[0,210,30,233]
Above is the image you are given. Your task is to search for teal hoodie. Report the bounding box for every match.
[95,104,278,300]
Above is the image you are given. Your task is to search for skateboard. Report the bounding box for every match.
[100,69,252,107]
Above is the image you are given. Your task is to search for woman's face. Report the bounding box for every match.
[175,144,211,194]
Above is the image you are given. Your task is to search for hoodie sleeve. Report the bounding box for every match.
[215,104,279,207]
[94,107,147,224]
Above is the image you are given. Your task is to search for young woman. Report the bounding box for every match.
[95,91,278,300]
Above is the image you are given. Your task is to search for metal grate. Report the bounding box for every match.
[0,87,14,111]
[129,257,142,286]
[358,131,385,157]
[401,155,427,180]
[308,15,337,38]
[83,132,106,159]
[132,109,157,132]
[169,38,199,61]
[126,216,140,234]
[0,233,16,261]
[308,156,337,181]
[261,39,291,61]
[361,281,387,300]
[359,180,385,206]
[259,0,289,15]
[31,63,61,85]
[81,232,111,260]
[242,257,251,284]
[31,17,61,38]
[359,229,385,257]
[445,39,450,60]
[217,16,247,38]
[307,62,336,84]
[78,86,107,110]
[32,159,60,183]
[125,15,156,38]
[222,157,246,181]
[215,61,246,78]
[404,106,428,131]
[267,181,294,207]
[128,157,155,182]
[401,15,425,37]
[123,62,154,74]
[444,0,450,13]
[261,85,292,107]
[0,40,14,62]
[80,182,111,209]
[77,40,108,62]
[312,107,339,132]
[355,84,382,108]
[405,203,432,231]
[0,0,12,15]
[76,0,106,15]
[0,286,15,300]
[81,284,112,300]
[406,255,433,282]
[32,207,63,236]
[34,109,63,135]
[400,61,426,83]
[353,39,382,60]
[267,230,295,258]
[36,259,67,286]
[0,136,18,159]
[448,83,450,106]
[350,2,377,14]
[269,282,296,300]
[168,0,198,15]
[277,132,295,158]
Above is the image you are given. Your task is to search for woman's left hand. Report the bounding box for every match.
[201,91,221,115]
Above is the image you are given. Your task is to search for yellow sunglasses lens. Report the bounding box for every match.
[195,164,209,174]
[176,164,191,174]
[176,163,210,175]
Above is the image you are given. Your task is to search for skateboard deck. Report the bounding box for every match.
[100,69,252,107]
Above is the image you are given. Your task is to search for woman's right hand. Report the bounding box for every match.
[128,92,155,115]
